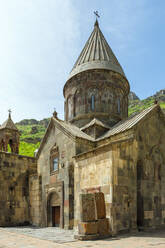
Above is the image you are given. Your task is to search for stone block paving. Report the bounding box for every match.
[2,227,75,243]
[0,227,165,248]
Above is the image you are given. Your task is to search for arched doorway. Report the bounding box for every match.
[47,191,61,227]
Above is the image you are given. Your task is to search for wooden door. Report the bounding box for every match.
[52,206,60,227]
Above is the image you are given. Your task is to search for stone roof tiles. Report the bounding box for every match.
[53,117,95,141]
[53,105,160,142]
[0,115,18,131]
[68,20,125,80]
[80,118,110,131]
[97,104,159,140]
[37,104,161,158]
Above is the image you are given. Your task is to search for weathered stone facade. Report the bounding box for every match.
[0,19,165,239]
[64,69,129,127]
[74,132,136,234]
[136,108,165,230]
[29,174,42,226]
[36,116,95,229]
[73,106,165,235]
[37,120,75,229]
[0,152,37,226]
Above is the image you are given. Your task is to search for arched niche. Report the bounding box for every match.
[101,88,114,112]
[115,88,123,115]
[74,88,84,115]
[67,95,74,120]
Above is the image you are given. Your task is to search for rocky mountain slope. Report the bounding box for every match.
[16,89,165,157]
[128,89,165,116]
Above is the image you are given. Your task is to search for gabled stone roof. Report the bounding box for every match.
[36,116,95,159]
[36,104,162,158]
[53,118,95,141]
[0,114,18,131]
[80,118,110,131]
[68,20,125,80]
[97,104,160,140]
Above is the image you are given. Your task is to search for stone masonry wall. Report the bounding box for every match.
[74,144,113,233]
[37,122,76,229]
[29,174,42,226]
[74,131,138,235]
[0,152,37,226]
[111,136,138,234]
[136,108,165,229]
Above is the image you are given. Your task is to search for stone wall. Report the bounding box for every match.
[37,122,76,229]
[74,131,138,235]
[29,174,42,226]
[74,107,165,235]
[74,142,114,232]
[0,152,37,226]
[111,136,138,233]
[136,108,165,229]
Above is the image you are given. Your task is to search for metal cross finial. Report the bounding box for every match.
[8,109,12,118]
[94,11,100,20]
[53,108,58,118]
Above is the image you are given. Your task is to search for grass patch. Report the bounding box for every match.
[160,102,165,109]
[19,141,40,157]
[16,124,46,143]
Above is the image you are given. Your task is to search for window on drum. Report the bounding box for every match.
[91,94,95,111]
[117,98,120,113]
[68,97,73,119]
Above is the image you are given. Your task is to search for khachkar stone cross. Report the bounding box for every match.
[94,11,100,20]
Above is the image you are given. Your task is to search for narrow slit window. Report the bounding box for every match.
[91,94,95,111]
[53,157,59,171]
[117,98,120,113]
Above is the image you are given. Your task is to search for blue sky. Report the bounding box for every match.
[0,0,164,123]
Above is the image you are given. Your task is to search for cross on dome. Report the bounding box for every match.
[94,11,100,19]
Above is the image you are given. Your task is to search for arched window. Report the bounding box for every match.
[50,145,59,173]
[88,88,98,112]
[117,98,120,113]
[91,94,95,111]
[53,157,59,171]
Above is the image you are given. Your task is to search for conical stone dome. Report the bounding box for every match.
[64,20,130,128]
[68,20,125,80]
[0,112,18,131]
[0,112,20,154]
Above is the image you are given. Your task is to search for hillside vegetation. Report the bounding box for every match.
[16,119,50,157]
[16,89,165,157]
[128,89,165,115]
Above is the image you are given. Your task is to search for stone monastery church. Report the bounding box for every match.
[0,20,165,236]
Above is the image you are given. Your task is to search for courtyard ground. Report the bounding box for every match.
[0,227,165,248]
